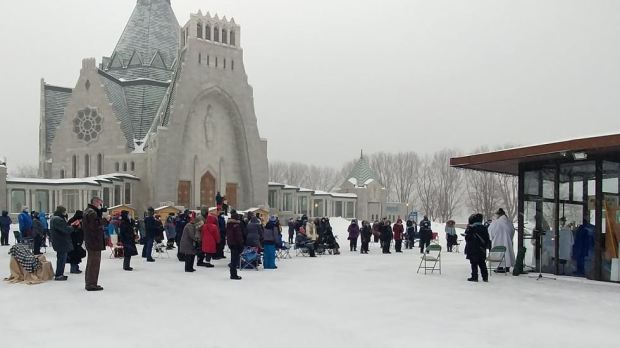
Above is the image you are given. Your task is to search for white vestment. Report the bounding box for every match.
[488,215,516,268]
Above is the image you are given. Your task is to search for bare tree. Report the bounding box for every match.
[392,152,420,205]
[268,161,287,183]
[465,170,499,220]
[497,174,518,222]
[415,156,438,220]
[370,152,396,201]
[10,164,39,178]
[433,149,463,222]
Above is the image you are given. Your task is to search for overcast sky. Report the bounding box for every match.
[1,0,619,170]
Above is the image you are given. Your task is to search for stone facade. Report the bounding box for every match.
[38,0,268,214]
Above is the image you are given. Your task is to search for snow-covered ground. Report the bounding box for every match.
[2,218,619,348]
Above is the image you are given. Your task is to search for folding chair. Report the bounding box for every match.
[276,242,292,260]
[487,246,507,276]
[417,244,442,274]
[109,245,124,259]
[239,247,260,271]
[154,242,170,258]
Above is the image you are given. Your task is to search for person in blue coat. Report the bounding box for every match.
[39,211,49,247]
[18,207,33,243]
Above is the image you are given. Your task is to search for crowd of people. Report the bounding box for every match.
[3,191,517,287]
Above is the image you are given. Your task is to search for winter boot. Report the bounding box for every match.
[467,277,478,282]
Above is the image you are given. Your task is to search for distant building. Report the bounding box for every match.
[38,0,267,214]
[267,183,357,221]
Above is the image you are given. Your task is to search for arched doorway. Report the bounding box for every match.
[200,171,216,208]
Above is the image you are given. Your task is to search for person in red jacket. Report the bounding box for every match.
[226,210,244,280]
[199,214,220,268]
[393,219,405,253]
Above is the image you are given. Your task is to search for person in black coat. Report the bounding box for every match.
[175,211,189,261]
[119,210,138,271]
[360,220,372,254]
[380,220,393,254]
[142,207,157,262]
[419,216,432,253]
[464,213,491,282]
[215,212,227,259]
[67,211,86,274]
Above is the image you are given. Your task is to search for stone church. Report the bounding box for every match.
[38,0,268,212]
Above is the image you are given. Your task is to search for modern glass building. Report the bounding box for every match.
[451,134,620,282]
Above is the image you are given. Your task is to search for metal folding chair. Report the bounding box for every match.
[239,247,260,271]
[487,246,507,276]
[276,242,292,260]
[417,244,442,275]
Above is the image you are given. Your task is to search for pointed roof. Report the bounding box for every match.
[112,0,179,74]
[345,153,380,187]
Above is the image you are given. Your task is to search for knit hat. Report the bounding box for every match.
[496,208,506,216]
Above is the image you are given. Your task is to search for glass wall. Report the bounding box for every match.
[334,201,343,217]
[114,185,121,206]
[11,189,26,214]
[35,190,50,213]
[313,199,325,217]
[602,161,620,281]
[268,190,278,209]
[282,193,293,211]
[346,201,355,219]
[62,189,80,213]
[521,161,602,279]
[297,196,308,216]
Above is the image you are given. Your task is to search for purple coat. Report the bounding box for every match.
[348,223,360,240]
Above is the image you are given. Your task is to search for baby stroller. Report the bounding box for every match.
[154,241,169,258]
[240,246,261,271]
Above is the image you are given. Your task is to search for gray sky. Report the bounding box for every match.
[1,0,619,170]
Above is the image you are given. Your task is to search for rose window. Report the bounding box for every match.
[73,107,102,142]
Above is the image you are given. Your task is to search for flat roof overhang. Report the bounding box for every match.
[450,133,620,175]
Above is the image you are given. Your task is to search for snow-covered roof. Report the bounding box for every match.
[344,154,381,188]
[7,173,139,186]
[268,183,356,199]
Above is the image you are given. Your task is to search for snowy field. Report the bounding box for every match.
[2,218,619,348]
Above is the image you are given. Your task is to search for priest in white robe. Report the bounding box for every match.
[488,208,516,272]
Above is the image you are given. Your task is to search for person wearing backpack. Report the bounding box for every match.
[464,213,491,282]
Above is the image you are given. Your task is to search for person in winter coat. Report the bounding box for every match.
[360,220,372,254]
[419,216,432,253]
[0,211,11,246]
[405,220,415,249]
[119,210,137,271]
[216,191,224,211]
[175,211,189,261]
[380,220,393,254]
[307,219,319,242]
[464,213,491,282]
[263,216,279,269]
[198,214,220,268]
[226,211,244,280]
[393,219,404,252]
[39,211,49,247]
[164,213,176,250]
[180,215,204,272]
[287,218,295,244]
[216,212,227,259]
[347,220,360,252]
[50,206,73,281]
[17,206,33,243]
[142,207,157,262]
[245,216,263,249]
[31,211,45,255]
[295,226,316,257]
[83,197,106,291]
[488,208,515,273]
[67,211,85,274]
[372,220,381,243]
[445,220,458,252]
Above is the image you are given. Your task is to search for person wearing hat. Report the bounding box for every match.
[262,216,279,269]
[445,220,457,252]
[83,197,106,291]
[50,206,73,281]
[464,213,491,282]
[488,208,515,273]
[180,215,204,272]
[393,219,404,253]
[119,210,138,271]
[226,210,244,279]
[17,206,33,243]
[142,207,157,262]
[347,219,360,252]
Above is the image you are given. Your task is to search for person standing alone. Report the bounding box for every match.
[464,213,491,282]
[83,197,106,291]
[393,219,404,253]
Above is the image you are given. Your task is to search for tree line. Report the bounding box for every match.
[269,147,518,222]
